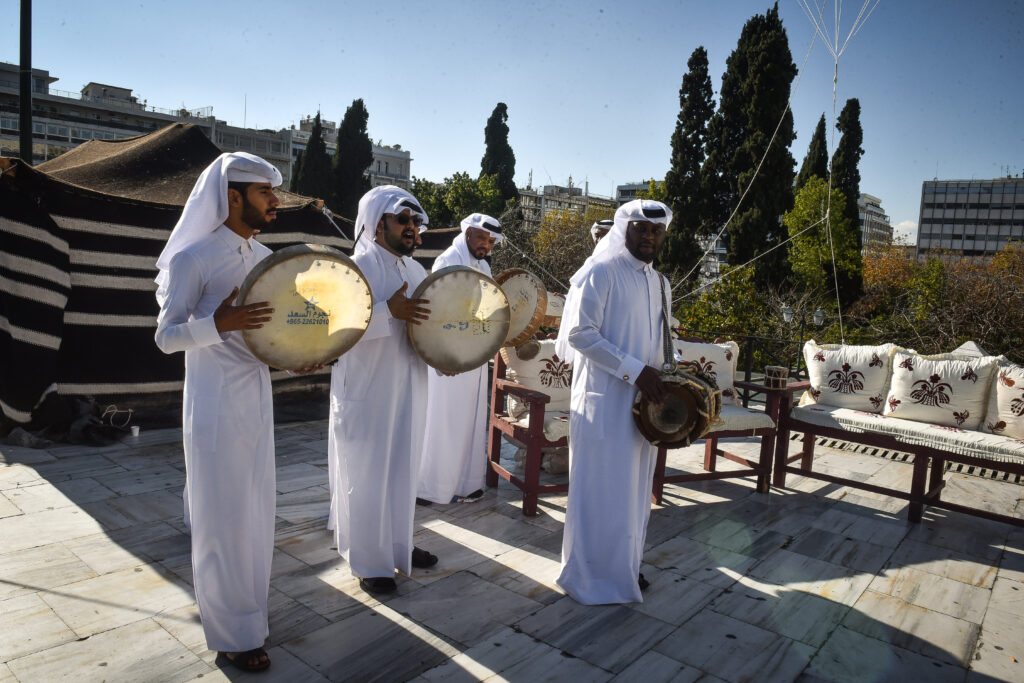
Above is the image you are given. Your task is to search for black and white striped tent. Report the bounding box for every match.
[0,123,456,427]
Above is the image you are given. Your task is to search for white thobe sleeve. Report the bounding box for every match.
[155,251,225,354]
[361,299,394,342]
[567,269,647,386]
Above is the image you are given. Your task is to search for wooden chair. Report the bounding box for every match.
[487,351,783,516]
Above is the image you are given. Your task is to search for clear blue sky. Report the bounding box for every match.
[5,0,1023,240]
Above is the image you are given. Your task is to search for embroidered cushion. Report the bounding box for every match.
[982,360,1024,439]
[502,339,572,419]
[802,341,900,413]
[883,350,999,430]
[673,340,740,406]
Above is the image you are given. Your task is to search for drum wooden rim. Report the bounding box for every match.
[407,265,511,373]
[632,371,722,447]
[495,268,548,347]
[237,243,372,371]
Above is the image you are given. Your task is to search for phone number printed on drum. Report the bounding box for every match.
[286,301,331,326]
[440,320,494,335]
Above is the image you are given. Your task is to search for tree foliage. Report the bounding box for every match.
[784,176,862,305]
[480,103,519,204]
[636,179,667,201]
[702,3,797,289]
[662,46,713,289]
[830,98,864,234]
[509,206,612,293]
[795,113,828,190]
[292,112,334,204]
[848,243,1024,362]
[333,99,373,222]
[411,173,503,228]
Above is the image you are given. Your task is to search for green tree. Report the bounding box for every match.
[292,112,334,203]
[529,206,613,292]
[333,99,373,222]
[795,113,828,190]
[411,172,504,228]
[702,3,798,289]
[289,149,303,193]
[784,176,862,306]
[662,46,713,288]
[636,179,667,201]
[480,103,519,204]
[830,98,864,241]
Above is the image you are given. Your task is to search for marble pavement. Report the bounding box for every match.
[1,419,1022,682]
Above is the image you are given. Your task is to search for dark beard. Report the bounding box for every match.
[241,199,273,232]
[386,230,416,256]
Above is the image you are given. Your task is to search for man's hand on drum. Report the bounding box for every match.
[636,366,668,404]
[293,363,325,375]
[214,287,274,333]
[388,282,430,325]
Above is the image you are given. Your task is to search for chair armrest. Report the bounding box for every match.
[734,379,789,395]
[494,378,552,405]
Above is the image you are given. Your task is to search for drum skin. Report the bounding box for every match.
[495,268,547,347]
[237,243,372,371]
[408,265,510,374]
[632,370,723,447]
[542,291,565,327]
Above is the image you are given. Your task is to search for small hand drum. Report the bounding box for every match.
[542,291,565,328]
[237,243,372,371]
[495,268,547,347]
[632,370,723,447]
[408,265,511,373]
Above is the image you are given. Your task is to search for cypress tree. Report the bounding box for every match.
[292,113,333,203]
[661,46,714,287]
[702,3,798,289]
[480,103,519,204]
[334,99,374,222]
[831,98,864,242]
[289,149,303,193]
[795,113,828,190]
[829,97,865,298]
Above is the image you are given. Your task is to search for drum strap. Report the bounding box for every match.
[657,271,674,372]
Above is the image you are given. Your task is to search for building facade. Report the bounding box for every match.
[1,64,411,191]
[291,115,411,189]
[518,179,616,231]
[857,193,893,250]
[916,178,1024,259]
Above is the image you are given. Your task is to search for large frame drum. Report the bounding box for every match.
[495,268,547,347]
[237,243,372,371]
[408,265,510,374]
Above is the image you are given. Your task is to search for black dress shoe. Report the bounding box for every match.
[359,576,397,594]
[638,573,650,591]
[411,546,438,568]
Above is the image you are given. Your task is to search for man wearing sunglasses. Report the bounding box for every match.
[326,185,439,596]
[417,214,503,506]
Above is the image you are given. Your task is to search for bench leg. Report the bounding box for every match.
[652,446,667,505]
[522,443,542,517]
[756,432,773,494]
[773,418,791,488]
[800,432,816,471]
[929,456,945,501]
[703,439,717,472]
[486,424,501,488]
[909,453,928,523]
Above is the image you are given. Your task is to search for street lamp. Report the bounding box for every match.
[782,304,826,378]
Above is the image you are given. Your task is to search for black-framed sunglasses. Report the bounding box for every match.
[389,212,424,228]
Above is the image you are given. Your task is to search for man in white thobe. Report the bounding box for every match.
[591,219,612,246]
[155,152,282,671]
[327,185,439,595]
[555,199,673,605]
[417,213,503,505]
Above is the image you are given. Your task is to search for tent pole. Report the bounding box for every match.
[20,0,33,164]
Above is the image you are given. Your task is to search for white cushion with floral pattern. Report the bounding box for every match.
[502,339,572,419]
[883,350,999,430]
[802,341,900,413]
[673,340,740,406]
[982,360,1024,439]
